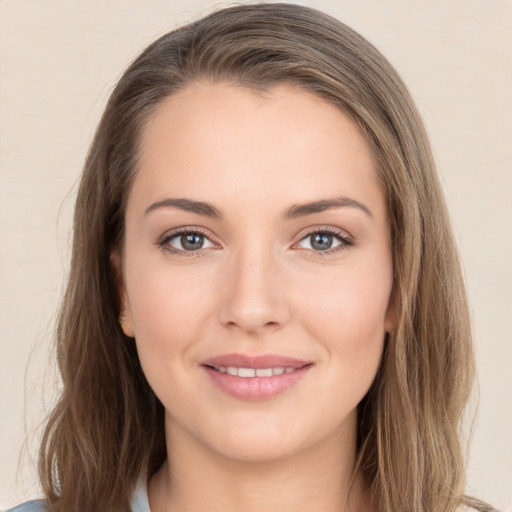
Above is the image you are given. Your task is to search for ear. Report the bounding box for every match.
[384,289,397,335]
[110,250,135,338]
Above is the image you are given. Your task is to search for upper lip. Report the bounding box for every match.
[201,353,311,369]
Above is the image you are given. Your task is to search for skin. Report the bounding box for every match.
[115,83,394,512]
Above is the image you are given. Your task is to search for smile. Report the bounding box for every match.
[209,366,297,377]
[201,354,313,401]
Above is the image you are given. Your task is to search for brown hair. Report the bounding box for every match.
[39,3,488,511]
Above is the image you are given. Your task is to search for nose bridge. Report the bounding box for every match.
[219,238,289,334]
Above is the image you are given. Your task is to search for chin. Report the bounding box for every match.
[192,409,352,465]
[211,432,304,464]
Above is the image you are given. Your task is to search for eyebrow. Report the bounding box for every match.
[283,197,373,219]
[145,198,223,218]
[144,196,372,219]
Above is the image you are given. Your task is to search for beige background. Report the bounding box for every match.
[1,0,511,510]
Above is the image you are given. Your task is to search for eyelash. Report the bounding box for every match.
[157,227,215,258]
[295,226,354,256]
[156,226,354,257]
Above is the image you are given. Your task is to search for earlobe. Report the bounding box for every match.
[385,312,395,335]
[110,250,135,338]
[119,309,135,338]
[384,292,397,335]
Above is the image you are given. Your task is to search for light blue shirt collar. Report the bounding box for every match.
[131,479,151,512]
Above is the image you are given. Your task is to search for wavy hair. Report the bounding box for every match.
[39,4,488,511]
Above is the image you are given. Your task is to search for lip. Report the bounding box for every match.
[201,353,310,369]
[201,353,313,401]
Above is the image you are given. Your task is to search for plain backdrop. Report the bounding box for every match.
[1,0,511,510]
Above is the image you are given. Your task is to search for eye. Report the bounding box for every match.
[159,229,217,253]
[295,229,352,253]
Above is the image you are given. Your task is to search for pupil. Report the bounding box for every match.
[311,233,332,250]
[181,233,204,250]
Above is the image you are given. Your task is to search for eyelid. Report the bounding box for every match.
[291,225,354,254]
[156,224,354,256]
[156,226,221,255]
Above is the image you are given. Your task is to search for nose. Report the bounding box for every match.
[218,244,291,336]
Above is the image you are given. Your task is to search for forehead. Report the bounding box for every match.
[130,83,383,217]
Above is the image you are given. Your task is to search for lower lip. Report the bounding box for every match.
[203,365,312,401]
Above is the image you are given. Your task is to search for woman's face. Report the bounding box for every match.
[117,83,394,463]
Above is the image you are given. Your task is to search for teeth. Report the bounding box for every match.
[238,368,256,377]
[256,368,272,377]
[214,366,294,377]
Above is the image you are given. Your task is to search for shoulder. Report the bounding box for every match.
[457,505,501,512]
[5,479,148,512]
[5,500,47,512]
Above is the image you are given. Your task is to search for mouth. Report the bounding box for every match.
[201,353,313,401]
[205,365,302,377]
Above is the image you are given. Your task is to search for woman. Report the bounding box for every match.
[8,3,495,512]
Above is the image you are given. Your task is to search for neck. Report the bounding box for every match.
[148,415,374,512]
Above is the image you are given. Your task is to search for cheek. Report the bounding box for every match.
[306,284,388,414]
[126,265,214,402]
[295,258,392,398]
[297,263,392,343]
[126,256,215,341]
[123,258,225,398]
